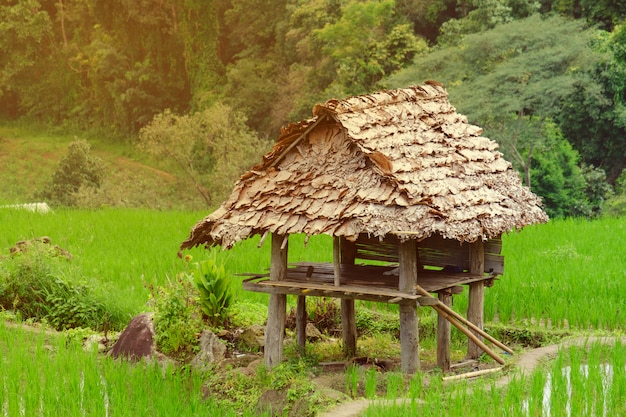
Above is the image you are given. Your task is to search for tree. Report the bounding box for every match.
[0,0,53,118]
[385,15,608,216]
[437,0,539,45]
[137,104,268,206]
[527,124,588,218]
[315,0,425,95]
[41,139,107,206]
[178,0,225,111]
[558,23,626,183]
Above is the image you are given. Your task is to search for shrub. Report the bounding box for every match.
[40,139,106,206]
[149,274,203,361]
[0,241,122,331]
[192,259,233,328]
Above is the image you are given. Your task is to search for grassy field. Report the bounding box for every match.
[0,122,205,210]
[0,321,265,417]
[2,208,624,331]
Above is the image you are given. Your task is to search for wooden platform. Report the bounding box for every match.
[241,262,495,305]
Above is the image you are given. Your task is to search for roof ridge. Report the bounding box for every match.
[314,83,448,117]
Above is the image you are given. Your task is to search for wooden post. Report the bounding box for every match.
[296,295,306,354]
[264,233,288,369]
[437,290,451,372]
[467,240,485,359]
[399,239,419,373]
[335,236,357,357]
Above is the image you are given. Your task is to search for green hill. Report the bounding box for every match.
[0,124,208,211]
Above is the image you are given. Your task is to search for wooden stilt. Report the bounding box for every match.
[467,240,485,359]
[264,233,288,369]
[437,290,451,372]
[335,236,357,357]
[296,295,307,354]
[399,239,419,374]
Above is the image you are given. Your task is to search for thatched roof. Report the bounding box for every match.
[181,82,548,250]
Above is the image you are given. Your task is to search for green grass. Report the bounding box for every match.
[364,339,626,417]
[2,208,625,331]
[0,321,264,416]
[484,216,626,330]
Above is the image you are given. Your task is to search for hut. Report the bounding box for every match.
[180,82,548,373]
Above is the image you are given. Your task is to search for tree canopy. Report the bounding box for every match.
[2,0,626,214]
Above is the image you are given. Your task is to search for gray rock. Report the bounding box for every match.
[190,330,227,371]
[239,324,265,351]
[306,322,323,341]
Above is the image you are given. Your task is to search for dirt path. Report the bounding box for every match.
[320,336,626,417]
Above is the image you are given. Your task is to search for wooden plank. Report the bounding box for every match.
[467,240,485,359]
[333,236,341,287]
[415,285,514,356]
[241,263,496,295]
[249,279,421,300]
[442,367,503,382]
[265,233,288,369]
[399,239,419,374]
[341,299,357,357]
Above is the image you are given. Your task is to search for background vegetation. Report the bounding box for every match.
[2,0,626,217]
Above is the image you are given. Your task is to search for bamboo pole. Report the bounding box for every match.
[430,302,505,365]
[442,367,503,382]
[415,284,514,355]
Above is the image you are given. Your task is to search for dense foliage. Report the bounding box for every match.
[0,240,125,331]
[2,0,625,216]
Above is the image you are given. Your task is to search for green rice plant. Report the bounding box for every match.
[385,372,404,400]
[345,364,360,398]
[0,321,266,417]
[365,366,378,398]
[192,258,233,327]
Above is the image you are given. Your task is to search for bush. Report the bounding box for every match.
[40,139,106,206]
[0,241,122,331]
[149,274,204,361]
[604,170,626,216]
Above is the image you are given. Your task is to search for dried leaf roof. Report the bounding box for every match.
[181,82,548,250]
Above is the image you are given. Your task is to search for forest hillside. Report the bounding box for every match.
[2,0,625,215]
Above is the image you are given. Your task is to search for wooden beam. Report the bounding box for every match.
[296,295,306,354]
[442,367,503,382]
[333,236,341,287]
[467,240,485,359]
[267,114,327,169]
[264,233,288,369]
[437,291,451,372]
[399,239,419,374]
[336,237,356,357]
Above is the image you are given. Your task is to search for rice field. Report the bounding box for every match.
[0,321,264,416]
[364,339,626,417]
[2,208,624,331]
[1,207,625,415]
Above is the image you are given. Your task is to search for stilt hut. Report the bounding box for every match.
[180,82,548,373]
